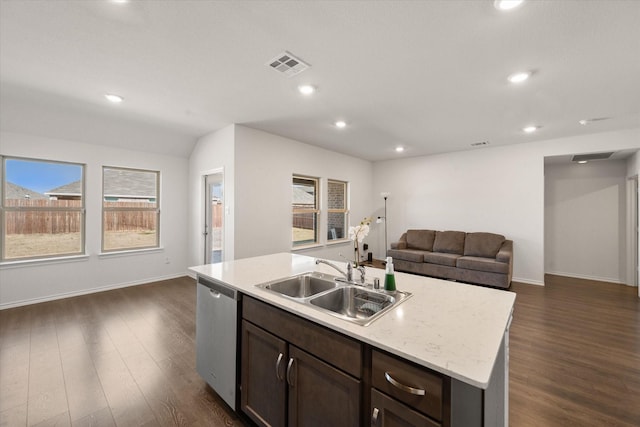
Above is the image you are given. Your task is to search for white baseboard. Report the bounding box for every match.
[0,272,190,310]
[545,270,630,286]
[512,277,545,286]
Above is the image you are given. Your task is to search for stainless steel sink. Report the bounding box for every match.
[257,273,412,326]
[309,286,411,326]
[258,272,339,298]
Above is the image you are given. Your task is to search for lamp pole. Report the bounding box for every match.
[380,192,390,256]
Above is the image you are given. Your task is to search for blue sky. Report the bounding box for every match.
[6,159,82,194]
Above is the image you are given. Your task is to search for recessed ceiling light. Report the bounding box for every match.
[395,146,405,153]
[111,0,129,4]
[508,71,531,84]
[104,93,124,103]
[494,0,524,11]
[577,160,588,164]
[579,117,609,125]
[298,85,315,95]
[523,125,539,133]
[335,120,347,129]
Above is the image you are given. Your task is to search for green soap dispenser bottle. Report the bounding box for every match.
[384,256,396,292]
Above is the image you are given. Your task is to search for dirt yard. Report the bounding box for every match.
[5,231,157,259]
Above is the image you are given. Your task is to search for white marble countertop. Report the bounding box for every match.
[189,252,515,389]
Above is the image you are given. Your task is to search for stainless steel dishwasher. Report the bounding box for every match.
[196,275,241,410]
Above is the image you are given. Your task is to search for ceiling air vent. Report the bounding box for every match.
[470,141,490,147]
[267,51,310,77]
[572,152,614,162]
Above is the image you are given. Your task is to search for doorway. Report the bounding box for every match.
[544,150,638,287]
[204,171,224,264]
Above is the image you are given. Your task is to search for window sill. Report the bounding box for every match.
[292,239,352,252]
[0,254,90,269]
[291,243,323,252]
[98,247,164,258]
[326,239,351,246]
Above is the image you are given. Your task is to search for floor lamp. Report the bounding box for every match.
[377,192,390,257]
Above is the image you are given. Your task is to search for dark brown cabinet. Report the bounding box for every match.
[241,320,287,427]
[371,349,447,427]
[371,388,440,427]
[241,296,362,427]
[288,345,360,427]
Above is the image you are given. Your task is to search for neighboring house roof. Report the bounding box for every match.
[45,169,157,199]
[45,181,81,197]
[292,186,315,206]
[102,168,156,199]
[5,182,47,199]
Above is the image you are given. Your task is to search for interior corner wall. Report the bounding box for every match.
[626,150,640,288]
[0,131,189,308]
[187,124,235,268]
[545,160,628,283]
[372,128,640,285]
[233,125,374,261]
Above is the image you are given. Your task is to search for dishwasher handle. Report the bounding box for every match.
[197,276,238,300]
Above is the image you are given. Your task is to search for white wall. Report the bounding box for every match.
[626,151,640,288]
[545,160,627,283]
[372,128,640,285]
[188,124,235,267]
[0,131,189,308]
[233,126,374,262]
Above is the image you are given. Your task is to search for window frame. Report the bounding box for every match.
[326,179,350,243]
[101,166,160,253]
[1,155,86,262]
[292,174,320,247]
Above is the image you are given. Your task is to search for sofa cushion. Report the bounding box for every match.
[387,249,426,263]
[433,231,466,255]
[456,256,509,274]
[423,252,460,267]
[406,229,436,251]
[464,232,505,258]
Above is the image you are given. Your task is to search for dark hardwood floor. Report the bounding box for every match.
[1,274,638,426]
[509,275,640,427]
[0,277,243,427]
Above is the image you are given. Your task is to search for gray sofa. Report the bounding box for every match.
[387,229,513,289]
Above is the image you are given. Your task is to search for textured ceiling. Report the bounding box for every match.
[1,0,639,160]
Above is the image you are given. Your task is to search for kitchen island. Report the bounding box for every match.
[190,252,515,427]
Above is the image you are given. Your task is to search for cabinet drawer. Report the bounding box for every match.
[371,388,440,427]
[372,350,443,421]
[243,296,362,378]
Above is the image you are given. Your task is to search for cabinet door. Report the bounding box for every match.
[371,389,440,427]
[241,321,287,427]
[287,345,360,427]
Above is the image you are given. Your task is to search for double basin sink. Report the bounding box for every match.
[256,271,411,326]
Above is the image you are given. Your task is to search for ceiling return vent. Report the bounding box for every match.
[572,152,615,162]
[267,51,310,77]
[470,141,490,147]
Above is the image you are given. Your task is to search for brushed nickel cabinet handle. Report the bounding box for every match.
[286,358,295,387]
[275,353,284,381]
[384,372,426,396]
[371,407,379,426]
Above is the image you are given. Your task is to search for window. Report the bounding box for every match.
[292,175,319,246]
[102,166,160,252]
[327,179,348,241]
[1,156,85,261]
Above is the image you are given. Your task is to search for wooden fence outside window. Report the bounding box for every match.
[4,199,156,234]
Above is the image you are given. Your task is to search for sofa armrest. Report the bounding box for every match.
[496,240,513,263]
[390,233,408,250]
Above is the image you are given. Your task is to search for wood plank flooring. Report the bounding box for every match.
[1,274,638,426]
[509,275,640,427]
[0,277,243,427]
